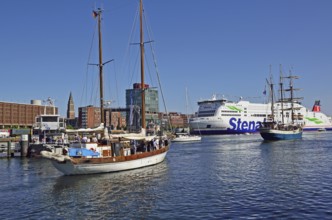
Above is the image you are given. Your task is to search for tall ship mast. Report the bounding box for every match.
[259,68,303,141]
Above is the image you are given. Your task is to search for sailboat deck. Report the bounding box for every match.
[69,146,169,165]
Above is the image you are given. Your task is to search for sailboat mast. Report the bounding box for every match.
[279,65,284,125]
[268,65,274,123]
[270,78,274,122]
[289,73,295,124]
[140,0,146,129]
[95,9,105,126]
[98,10,105,125]
[185,87,189,126]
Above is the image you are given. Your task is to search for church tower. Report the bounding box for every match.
[67,92,75,119]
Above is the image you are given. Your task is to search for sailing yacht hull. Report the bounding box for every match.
[49,147,169,175]
[259,128,303,141]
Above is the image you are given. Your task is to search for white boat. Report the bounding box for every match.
[172,133,202,142]
[28,98,68,157]
[41,136,169,175]
[172,88,202,142]
[41,1,170,175]
[189,96,332,135]
[259,71,303,141]
[317,127,326,132]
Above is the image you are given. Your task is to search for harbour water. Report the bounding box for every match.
[1,132,332,219]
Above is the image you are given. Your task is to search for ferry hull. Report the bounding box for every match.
[303,127,332,131]
[191,129,250,135]
[191,127,332,135]
[190,96,332,136]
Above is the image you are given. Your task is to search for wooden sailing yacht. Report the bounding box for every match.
[41,0,170,175]
[259,67,303,141]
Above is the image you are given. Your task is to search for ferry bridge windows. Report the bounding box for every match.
[41,116,58,122]
[198,110,216,117]
[221,114,241,117]
[251,114,267,117]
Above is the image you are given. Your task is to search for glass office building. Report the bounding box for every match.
[125,83,159,131]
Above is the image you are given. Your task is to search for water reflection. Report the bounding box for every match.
[2,132,332,219]
[259,140,303,192]
[51,160,170,218]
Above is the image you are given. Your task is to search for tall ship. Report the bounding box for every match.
[258,74,303,141]
[189,95,332,135]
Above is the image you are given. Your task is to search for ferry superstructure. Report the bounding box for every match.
[189,96,332,135]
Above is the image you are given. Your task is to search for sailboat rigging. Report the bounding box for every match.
[259,66,303,141]
[41,0,170,175]
[172,88,201,142]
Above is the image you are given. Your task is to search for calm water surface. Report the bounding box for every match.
[1,132,332,219]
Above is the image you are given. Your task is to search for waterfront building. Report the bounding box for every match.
[78,105,126,130]
[67,92,75,119]
[168,112,189,128]
[105,109,127,130]
[78,105,101,129]
[66,92,78,128]
[156,112,190,132]
[0,100,58,129]
[125,83,159,131]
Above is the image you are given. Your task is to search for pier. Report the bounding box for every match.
[0,137,27,158]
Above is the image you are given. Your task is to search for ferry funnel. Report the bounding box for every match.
[312,100,321,112]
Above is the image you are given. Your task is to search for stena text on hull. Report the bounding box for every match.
[189,95,332,135]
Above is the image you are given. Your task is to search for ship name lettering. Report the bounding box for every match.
[228,117,262,131]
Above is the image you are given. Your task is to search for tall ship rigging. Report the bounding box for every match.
[259,73,303,140]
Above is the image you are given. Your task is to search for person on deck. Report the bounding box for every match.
[82,136,88,143]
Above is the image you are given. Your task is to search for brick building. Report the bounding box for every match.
[0,100,58,129]
[78,106,127,130]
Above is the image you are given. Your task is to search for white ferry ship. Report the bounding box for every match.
[189,95,332,135]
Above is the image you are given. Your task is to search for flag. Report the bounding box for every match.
[263,85,267,95]
[92,11,98,18]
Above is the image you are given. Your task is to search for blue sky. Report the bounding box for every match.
[1,0,332,117]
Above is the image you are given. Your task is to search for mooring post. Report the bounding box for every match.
[20,134,29,157]
[7,141,11,158]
